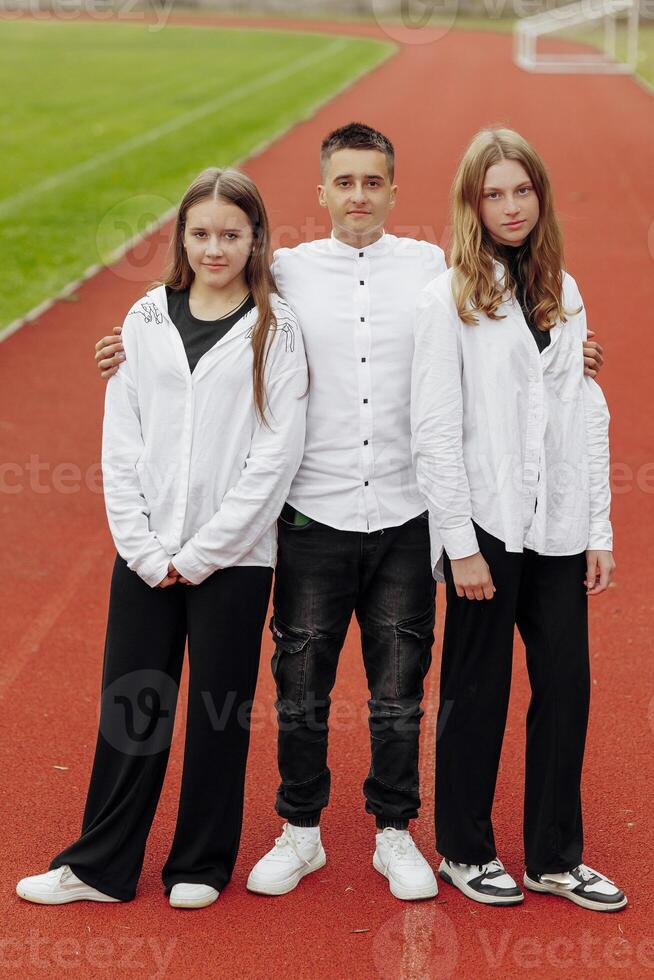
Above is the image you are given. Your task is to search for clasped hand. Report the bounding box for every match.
[157,562,194,588]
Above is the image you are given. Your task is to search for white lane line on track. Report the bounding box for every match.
[401,905,437,980]
[0,37,348,219]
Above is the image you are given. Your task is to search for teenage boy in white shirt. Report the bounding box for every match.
[94,123,604,901]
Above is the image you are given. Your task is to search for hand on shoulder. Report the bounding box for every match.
[95,324,124,380]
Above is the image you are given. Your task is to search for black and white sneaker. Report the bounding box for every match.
[524,864,627,912]
[438,857,524,906]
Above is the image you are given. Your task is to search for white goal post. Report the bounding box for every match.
[514,0,640,73]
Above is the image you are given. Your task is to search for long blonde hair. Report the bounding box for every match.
[450,128,569,330]
[161,167,277,423]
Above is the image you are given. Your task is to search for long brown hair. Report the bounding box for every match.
[450,128,571,330]
[161,167,277,423]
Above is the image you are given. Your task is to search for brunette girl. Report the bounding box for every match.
[411,129,626,911]
[16,168,308,909]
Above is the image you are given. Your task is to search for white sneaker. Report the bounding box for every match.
[169,883,219,909]
[246,823,326,896]
[524,864,627,912]
[439,857,524,906]
[16,866,121,905]
[372,828,438,901]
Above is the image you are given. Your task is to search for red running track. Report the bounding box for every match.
[1,15,653,979]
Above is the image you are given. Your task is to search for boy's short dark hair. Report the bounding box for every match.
[320,122,395,181]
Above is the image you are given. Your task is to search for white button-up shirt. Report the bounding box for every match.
[411,267,612,576]
[102,286,308,587]
[272,233,447,531]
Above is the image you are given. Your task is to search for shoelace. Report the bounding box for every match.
[575,864,615,885]
[380,832,421,872]
[45,866,72,885]
[476,858,503,874]
[273,825,315,868]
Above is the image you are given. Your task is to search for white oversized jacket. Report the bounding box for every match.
[411,267,612,578]
[102,286,308,587]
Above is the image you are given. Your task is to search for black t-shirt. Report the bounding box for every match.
[166,287,256,373]
[501,245,551,354]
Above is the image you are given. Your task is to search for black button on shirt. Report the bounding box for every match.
[166,287,256,373]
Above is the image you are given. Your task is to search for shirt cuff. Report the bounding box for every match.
[588,521,613,552]
[129,550,172,589]
[440,521,480,560]
[171,544,216,586]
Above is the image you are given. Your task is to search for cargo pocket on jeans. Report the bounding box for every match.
[394,608,435,698]
[269,615,311,704]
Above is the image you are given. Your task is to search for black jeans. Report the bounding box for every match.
[50,555,273,901]
[271,509,436,830]
[436,523,590,876]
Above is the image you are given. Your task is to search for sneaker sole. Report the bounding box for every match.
[246,846,327,896]
[523,874,628,912]
[439,862,524,907]
[16,885,121,905]
[169,893,219,910]
[372,852,438,901]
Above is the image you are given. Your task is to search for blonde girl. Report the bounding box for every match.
[411,129,626,911]
[17,168,308,909]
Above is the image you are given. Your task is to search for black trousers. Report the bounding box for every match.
[436,523,590,876]
[271,509,436,830]
[50,555,273,901]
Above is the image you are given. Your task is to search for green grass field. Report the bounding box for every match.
[164,8,654,89]
[3,15,651,335]
[0,20,392,333]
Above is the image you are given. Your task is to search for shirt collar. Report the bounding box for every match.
[329,230,389,257]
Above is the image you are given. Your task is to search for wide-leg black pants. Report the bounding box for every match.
[436,523,590,876]
[50,555,273,901]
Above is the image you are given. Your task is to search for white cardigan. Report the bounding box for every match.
[411,267,612,577]
[102,286,308,587]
